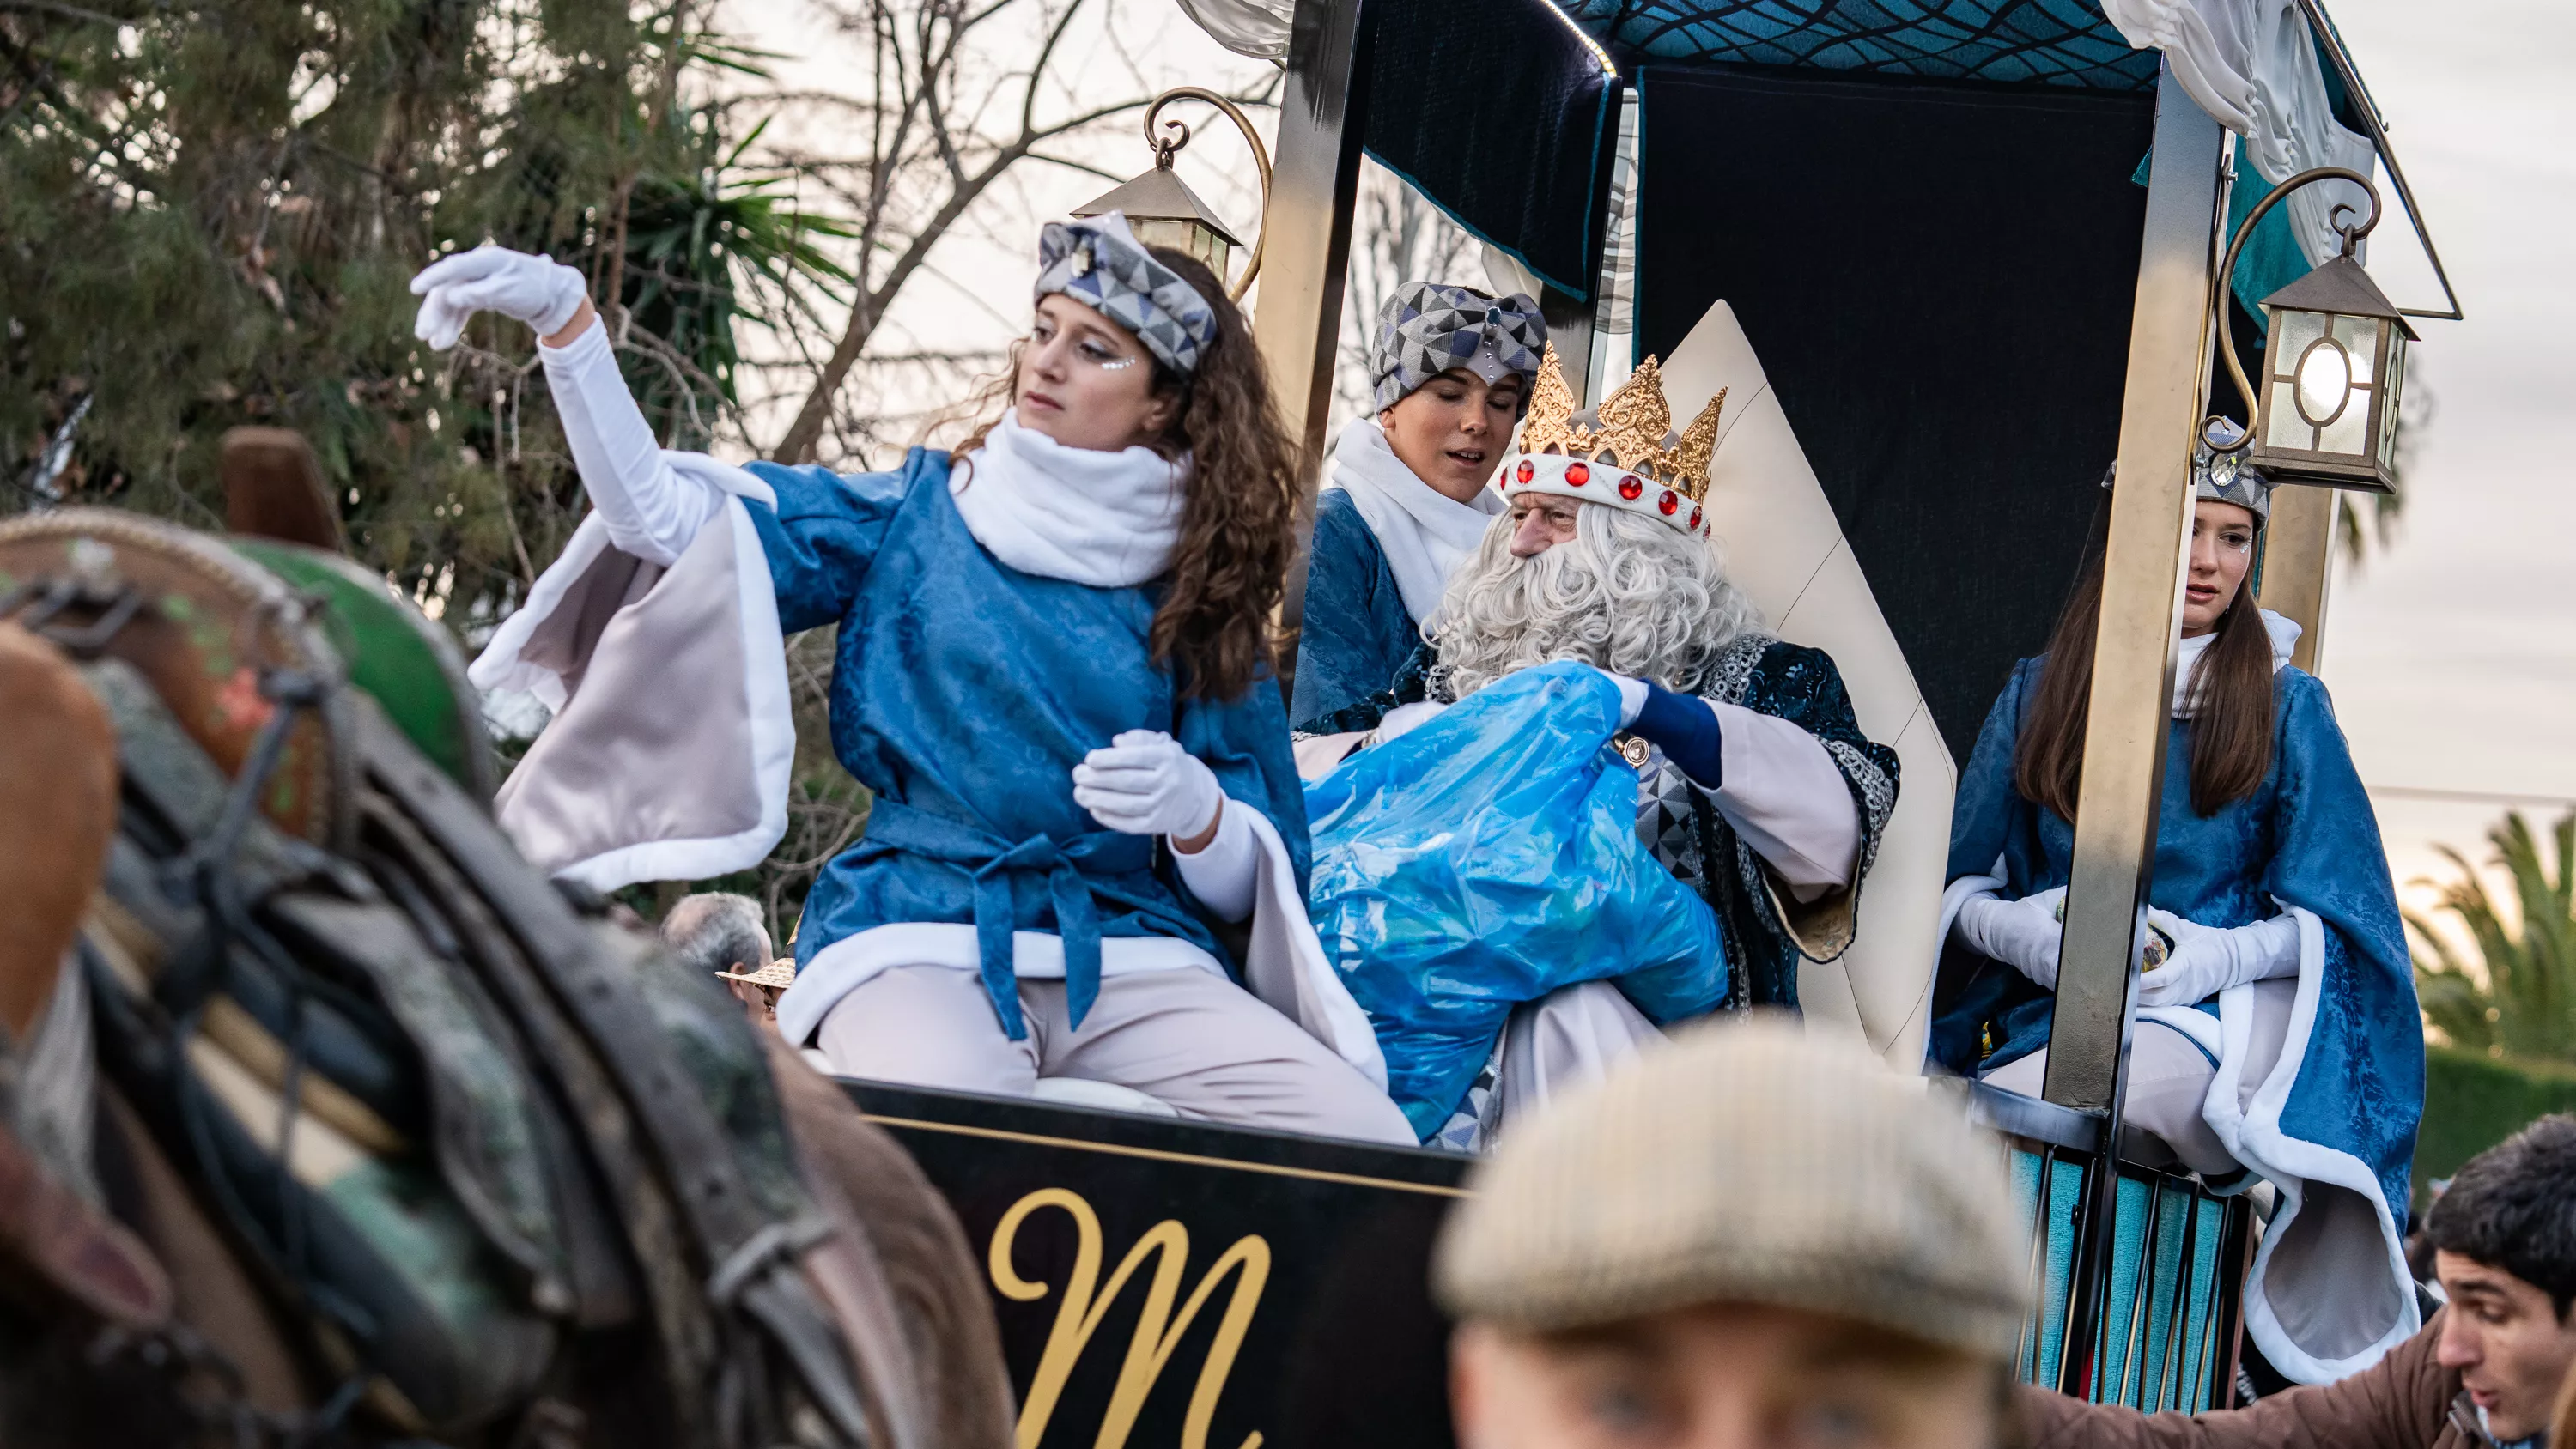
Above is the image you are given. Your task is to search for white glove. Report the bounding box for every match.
[1602,670,1649,727]
[1954,887,2069,991]
[2137,909,2300,1007]
[410,245,590,349]
[1071,731,1224,841]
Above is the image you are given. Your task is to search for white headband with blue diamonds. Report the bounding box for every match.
[1033,212,1218,376]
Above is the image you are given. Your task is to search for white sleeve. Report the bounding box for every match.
[2243,912,2303,982]
[540,318,726,566]
[1700,699,1863,900]
[1171,797,1259,923]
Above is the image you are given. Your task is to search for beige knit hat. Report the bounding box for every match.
[1432,1017,2029,1360]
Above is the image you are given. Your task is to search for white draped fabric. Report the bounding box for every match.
[2101,0,2378,265]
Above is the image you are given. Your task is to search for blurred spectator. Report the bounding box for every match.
[2026,1114,2576,1447]
[662,893,775,1022]
[1433,1019,2030,1449]
[714,960,796,1032]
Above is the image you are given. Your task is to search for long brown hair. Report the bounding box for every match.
[2014,506,2278,820]
[948,247,1300,701]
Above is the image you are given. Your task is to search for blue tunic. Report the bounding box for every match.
[744,448,1310,1035]
[1929,655,2421,1216]
[1289,490,1431,735]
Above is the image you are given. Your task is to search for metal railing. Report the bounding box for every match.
[1953,1080,2255,1412]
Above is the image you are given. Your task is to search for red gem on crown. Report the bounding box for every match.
[1689,506,1703,530]
[1617,475,1643,500]
[1516,459,1534,484]
[1658,490,1679,516]
[1564,462,1590,486]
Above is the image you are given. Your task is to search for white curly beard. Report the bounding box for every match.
[1429,501,1758,701]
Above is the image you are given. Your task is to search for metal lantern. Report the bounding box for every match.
[2246,253,2415,494]
[1072,88,1270,301]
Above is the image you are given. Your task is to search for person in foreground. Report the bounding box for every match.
[2026,1113,2576,1448]
[1434,1018,2030,1449]
[1290,281,1543,736]
[1304,348,1897,1146]
[415,216,1410,1143]
[1930,424,2421,1383]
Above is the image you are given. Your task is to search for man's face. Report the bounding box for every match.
[1449,1302,2002,1449]
[1506,494,1584,558]
[2434,1250,2576,1441]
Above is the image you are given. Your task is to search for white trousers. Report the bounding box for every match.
[1492,981,1666,1139]
[1981,979,2298,1177]
[815,963,1416,1146]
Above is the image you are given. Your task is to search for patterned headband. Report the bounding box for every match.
[2099,418,2274,523]
[1370,281,1547,413]
[1034,213,1218,375]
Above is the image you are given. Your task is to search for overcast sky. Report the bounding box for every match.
[2306,0,2576,919]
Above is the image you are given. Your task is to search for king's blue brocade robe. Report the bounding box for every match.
[739,448,1311,1005]
[1290,490,1431,736]
[1929,654,2421,1213]
[1642,633,1900,1009]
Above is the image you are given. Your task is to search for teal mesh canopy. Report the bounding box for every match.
[1564,0,2160,88]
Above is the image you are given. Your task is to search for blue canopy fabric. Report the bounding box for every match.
[1562,0,2160,89]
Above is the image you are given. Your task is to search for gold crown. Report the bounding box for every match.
[1518,343,1725,503]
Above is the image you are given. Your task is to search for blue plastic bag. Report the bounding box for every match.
[1304,661,1726,1137]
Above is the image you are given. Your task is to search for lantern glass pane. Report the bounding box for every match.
[2264,379,2307,450]
[2377,332,2409,466]
[2318,390,2370,456]
[2331,312,2379,378]
[2270,308,2329,380]
[2295,340,2354,425]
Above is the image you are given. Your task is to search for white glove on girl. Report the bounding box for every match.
[1072,731,1255,921]
[2136,909,2300,1006]
[410,245,590,349]
[1072,731,1224,840]
[1953,887,2069,991]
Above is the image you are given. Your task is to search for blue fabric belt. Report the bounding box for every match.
[859,799,1153,1039]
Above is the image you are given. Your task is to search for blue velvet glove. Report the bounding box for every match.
[1625,677,1725,789]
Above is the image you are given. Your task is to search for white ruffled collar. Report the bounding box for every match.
[949,409,1188,588]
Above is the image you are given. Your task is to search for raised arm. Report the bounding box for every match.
[410,246,726,565]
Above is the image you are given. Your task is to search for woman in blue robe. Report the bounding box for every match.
[1290,282,1544,736]
[1928,433,2421,1383]
[415,217,1412,1144]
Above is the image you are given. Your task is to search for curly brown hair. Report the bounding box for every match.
[946,247,1302,702]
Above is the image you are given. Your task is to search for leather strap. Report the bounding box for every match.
[0,1115,173,1331]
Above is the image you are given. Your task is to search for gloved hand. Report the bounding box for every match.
[1601,670,1650,728]
[1954,887,2069,991]
[410,245,590,349]
[1072,731,1223,842]
[2137,909,2300,1007]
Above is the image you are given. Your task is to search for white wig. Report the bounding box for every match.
[1430,500,1759,701]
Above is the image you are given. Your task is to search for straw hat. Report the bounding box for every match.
[714,958,797,991]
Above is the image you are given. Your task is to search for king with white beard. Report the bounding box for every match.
[1337,348,1900,1147]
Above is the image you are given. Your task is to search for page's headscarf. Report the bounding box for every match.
[2103,418,2275,523]
[1034,212,1218,375]
[1370,281,1546,413]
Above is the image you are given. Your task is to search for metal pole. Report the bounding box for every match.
[2254,486,2338,674]
[2046,58,2227,1396]
[1253,0,1370,697]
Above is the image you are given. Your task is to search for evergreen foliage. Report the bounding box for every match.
[2410,810,2576,1069]
[2,0,844,635]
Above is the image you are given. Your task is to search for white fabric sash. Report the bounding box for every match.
[1325,419,1504,626]
[950,410,1186,587]
[2173,608,2300,718]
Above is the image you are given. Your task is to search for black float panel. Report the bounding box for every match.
[844,1080,1468,1447]
[1635,64,2158,760]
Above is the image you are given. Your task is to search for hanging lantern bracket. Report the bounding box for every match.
[1138,88,1273,301]
[2207,166,2382,456]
